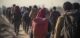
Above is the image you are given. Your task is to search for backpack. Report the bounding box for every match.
[57,10,80,38]
[61,13,76,38]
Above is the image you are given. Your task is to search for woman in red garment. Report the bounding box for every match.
[32,8,48,38]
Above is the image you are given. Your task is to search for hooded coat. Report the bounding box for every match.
[32,8,48,38]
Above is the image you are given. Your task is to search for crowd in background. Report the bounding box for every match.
[0,1,80,38]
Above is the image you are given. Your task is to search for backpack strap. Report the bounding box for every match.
[63,15,72,38]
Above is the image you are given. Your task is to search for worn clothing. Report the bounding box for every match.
[32,8,48,38]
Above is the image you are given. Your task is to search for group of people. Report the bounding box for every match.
[0,1,80,38]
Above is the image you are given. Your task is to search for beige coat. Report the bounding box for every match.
[53,15,65,38]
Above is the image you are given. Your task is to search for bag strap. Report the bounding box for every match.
[63,15,72,38]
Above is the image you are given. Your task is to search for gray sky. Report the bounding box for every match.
[0,0,80,8]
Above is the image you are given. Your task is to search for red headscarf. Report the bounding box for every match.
[36,8,46,18]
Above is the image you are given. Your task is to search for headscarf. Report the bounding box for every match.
[36,8,46,18]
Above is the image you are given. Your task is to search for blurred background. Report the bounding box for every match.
[0,0,80,8]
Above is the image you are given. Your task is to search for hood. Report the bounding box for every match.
[36,8,46,18]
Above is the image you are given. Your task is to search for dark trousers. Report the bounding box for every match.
[23,21,30,33]
[14,21,21,36]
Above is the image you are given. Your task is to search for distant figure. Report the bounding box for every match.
[6,7,12,22]
[13,6,21,36]
[31,8,48,38]
[11,4,16,15]
[29,6,32,13]
[49,6,60,34]
[22,7,31,33]
[29,5,39,20]
[2,6,7,16]
[11,4,16,24]
[43,8,50,19]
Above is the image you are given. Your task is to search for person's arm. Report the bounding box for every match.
[54,16,64,38]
